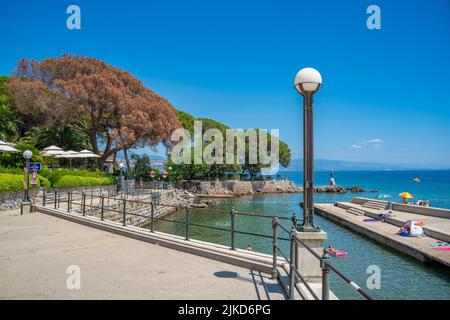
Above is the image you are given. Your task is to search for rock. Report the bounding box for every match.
[346,186,366,193]
[315,185,346,193]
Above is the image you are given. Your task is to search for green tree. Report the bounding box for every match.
[176,110,195,135]
[131,153,152,180]
[0,76,21,141]
[0,143,43,168]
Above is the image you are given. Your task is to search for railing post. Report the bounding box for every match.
[43,189,46,206]
[271,216,278,279]
[82,193,86,216]
[54,191,57,209]
[123,199,127,226]
[67,192,71,212]
[289,229,296,300]
[321,251,331,300]
[185,206,190,240]
[100,195,105,221]
[150,203,155,233]
[230,208,236,250]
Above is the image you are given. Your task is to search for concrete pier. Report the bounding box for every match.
[0,213,285,300]
[314,200,450,268]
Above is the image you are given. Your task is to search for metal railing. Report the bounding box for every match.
[39,189,373,300]
[135,181,174,190]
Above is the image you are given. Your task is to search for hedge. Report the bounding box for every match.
[0,174,23,192]
[0,167,23,175]
[49,169,111,185]
[52,175,117,189]
[0,173,50,192]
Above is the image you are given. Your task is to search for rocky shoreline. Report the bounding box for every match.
[175,180,375,197]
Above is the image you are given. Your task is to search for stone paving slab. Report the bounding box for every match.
[338,202,450,242]
[0,213,285,300]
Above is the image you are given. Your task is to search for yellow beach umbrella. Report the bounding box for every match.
[399,192,414,199]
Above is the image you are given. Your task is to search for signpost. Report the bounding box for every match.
[29,162,42,172]
[31,170,38,213]
[149,170,156,183]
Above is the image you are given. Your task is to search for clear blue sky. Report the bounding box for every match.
[1,0,449,167]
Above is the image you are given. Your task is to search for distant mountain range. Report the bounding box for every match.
[284,159,449,172]
[125,153,448,171]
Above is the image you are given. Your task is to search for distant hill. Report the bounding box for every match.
[284,159,439,172]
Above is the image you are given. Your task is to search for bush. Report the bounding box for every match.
[52,175,116,189]
[0,174,23,192]
[0,173,50,191]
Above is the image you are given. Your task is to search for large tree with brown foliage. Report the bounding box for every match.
[7,54,181,167]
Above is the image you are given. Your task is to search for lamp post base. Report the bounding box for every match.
[294,230,327,283]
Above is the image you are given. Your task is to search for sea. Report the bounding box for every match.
[154,170,450,300]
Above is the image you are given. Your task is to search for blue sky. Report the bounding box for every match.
[0,0,449,167]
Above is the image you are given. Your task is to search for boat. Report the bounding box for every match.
[413,177,421,183]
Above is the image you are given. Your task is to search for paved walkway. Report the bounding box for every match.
[315,203,450,268]
[0,213,285,300]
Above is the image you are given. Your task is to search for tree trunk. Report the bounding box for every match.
[124,148,131,177]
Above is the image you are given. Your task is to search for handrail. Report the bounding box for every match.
[40,188,374,301]
[276,221,373,300]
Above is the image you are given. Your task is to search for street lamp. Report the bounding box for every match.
[23,150,33,201]
[294,67,322,232]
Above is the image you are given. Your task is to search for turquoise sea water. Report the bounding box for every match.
[283,170,450,209]
[154,170,450,300]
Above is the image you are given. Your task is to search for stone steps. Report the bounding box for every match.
[346,208,365,216]
[361,200,386,211]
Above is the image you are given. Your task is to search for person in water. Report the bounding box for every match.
[247,244,253,251]
[326,245,338,254]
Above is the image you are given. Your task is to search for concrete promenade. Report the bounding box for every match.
[0,213,285,300]
[315,202,450,268]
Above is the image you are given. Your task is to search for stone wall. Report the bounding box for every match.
[176,179,302,196]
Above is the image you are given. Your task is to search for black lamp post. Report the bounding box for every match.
[294,67,322,232]
[23,150,33,202]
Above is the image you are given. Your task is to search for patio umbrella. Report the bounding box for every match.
[0,140,19,153]
[41,145,65,168]
[377,194,392,199]
[399,192,414,199]
[399,192,414,204]
[41,145,65,156]
[77,149,100,168]
[55,150,79,168]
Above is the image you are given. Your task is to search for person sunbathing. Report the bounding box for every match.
[378,210,393,222]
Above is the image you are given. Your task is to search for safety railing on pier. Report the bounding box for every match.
[38,189,373,300]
